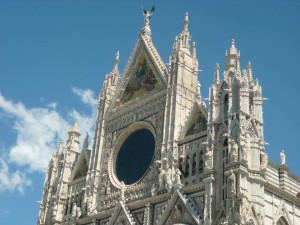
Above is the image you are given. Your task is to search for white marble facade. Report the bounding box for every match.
[38,12,300,225]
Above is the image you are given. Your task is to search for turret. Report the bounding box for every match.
[225,39,241,75]
[87,53,121,213]
[209,39,267,224]
[169,12,199,94]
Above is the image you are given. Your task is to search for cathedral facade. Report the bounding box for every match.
[38,12,300,225]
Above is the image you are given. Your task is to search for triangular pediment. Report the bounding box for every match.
[108,202,135,225]
[180,102,208,140]
[157,190,200,225]
[108,35,168,112]
[70,148,90,181]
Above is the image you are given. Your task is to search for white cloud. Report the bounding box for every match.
[47,102,58,109]
[71,87,98,107]
[0,87,97,194]
[0,158,32,194]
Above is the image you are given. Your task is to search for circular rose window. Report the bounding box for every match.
[115,128,155,185]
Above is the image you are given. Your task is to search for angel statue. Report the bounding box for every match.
[142,5,155,27]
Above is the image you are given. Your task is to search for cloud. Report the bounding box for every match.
[0,158,32,194]
[0,87,97,194]
[71,87,98,107]
[47,102,58,109]
[0,94,70,172]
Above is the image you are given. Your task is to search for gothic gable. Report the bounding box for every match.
[157,190,200,225]
[70,149,90,181]
[108,202,135,225]
[108,35,167,113]
[180,102,207,139]
[116,51,165,106]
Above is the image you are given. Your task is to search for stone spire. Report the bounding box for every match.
[82,132,89,150]
[247,61,253,82]
[68,119,81,137]
[181,12,190,49]
[112,51,119,75]
[56,139,64,155]
[110,51,119,86]
[214,63,220,85]
[225,38,241,74]
[229,39,237,55]
[192,41,197,58]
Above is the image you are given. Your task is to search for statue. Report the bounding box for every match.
[260,151,268,170]
[228,170,236,196]
[158,167,165,190]
[120,181,126,201]
[164,164,173,191]
[173,204,183,220]
[175,168,182,185]
[280,150,286,165]
[205,148,213,170]
[151,184,157,196]
[142,5,155,27]
[230,140,238,162]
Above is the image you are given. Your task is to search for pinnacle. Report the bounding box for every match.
[68,119,81,136]
[230,38,238,55]
[114,51,119,69]
[184,12,189,31]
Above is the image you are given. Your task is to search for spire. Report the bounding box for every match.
[111,51,120,86]
[68,119,81,137]
[230,39,237,55]
[247,61,253,82]
[56,139,64,155]
[113,51,119,72]
[225,38,241,72]
[192,41,196,58]
[196,81,201,99]
[214,63,220,85]
[184,12,189,32]
[82,132,89,150]
[181,12,190,49]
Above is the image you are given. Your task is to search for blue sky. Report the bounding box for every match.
[0,1,299,224]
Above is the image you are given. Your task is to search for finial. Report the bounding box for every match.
[68,118,81,136]
[180,12,190,49]
[192,41,196,58]
[214,63,220,84]
[247,61,253,81]
[114,51,119,68]
[83,132,89,150]
[230,38,237,55]
[57,139,64,154]
[141,5,155,35]
[196,81,201,99]
[184,12,189,31]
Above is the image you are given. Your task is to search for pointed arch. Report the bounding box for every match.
[248,216,258,225]
[276,216,289,225]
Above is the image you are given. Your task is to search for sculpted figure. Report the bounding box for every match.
[230,140,238,162]
[158,168,165,190]
[175,168,182,185]
[120,181,126,201]
[142,6,155,27]
[280,150,286,165]
[164,164,173,191]
[260,151,268,170]
[205,149,213,169]
[229,170,236,195]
